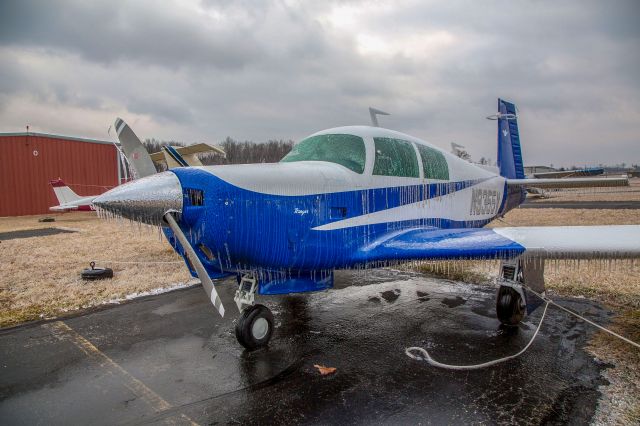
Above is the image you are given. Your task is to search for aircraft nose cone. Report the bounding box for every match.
[93,171,183,226]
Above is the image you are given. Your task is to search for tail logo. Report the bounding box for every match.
[502,129,509,137]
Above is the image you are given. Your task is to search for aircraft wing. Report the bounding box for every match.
[352,225,640,263]
[149,143,226,167]
[149,151,165,163]
[507,177,628,189]
[176,143,225,158]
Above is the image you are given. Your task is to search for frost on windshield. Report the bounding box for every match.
[373,137,419,178]
[417,144,449,180]
[281,134,366,174]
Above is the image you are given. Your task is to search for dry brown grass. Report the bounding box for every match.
[0,212,191,328]
[489,207,640,227]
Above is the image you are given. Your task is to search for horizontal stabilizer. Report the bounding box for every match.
[149,143,226,167]
[175,143,225,158]
[353,225,640,263]
[507,177,628,189]
[532,168,604,179]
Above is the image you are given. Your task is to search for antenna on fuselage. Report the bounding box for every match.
[369,107,390,127]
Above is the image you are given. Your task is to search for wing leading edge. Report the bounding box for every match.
[353,225,640,263]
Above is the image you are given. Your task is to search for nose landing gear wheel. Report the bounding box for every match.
[235,304,274,350]
[496,286,525,326]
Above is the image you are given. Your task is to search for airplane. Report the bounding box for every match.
[149,143,226,169]
[93,99,639,351]
[49,118,224,211]
[49,178,98,211]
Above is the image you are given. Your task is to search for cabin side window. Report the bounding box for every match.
[372,137,419,178]
[416,144,449,180]
[280,134,366,174]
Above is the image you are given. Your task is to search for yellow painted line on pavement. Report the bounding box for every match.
[43,321,198,425]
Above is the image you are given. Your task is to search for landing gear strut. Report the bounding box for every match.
[234,274,274,350]
[496,257,545,326]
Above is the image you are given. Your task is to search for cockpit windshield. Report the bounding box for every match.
[280,134,366,174]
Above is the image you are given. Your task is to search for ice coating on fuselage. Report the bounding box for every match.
[156,125,518,289]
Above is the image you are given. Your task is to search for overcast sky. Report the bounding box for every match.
[1,0,638,166]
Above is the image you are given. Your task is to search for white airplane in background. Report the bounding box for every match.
[49,178,98,212]
[49,118,224,212]
[93,99,638,350]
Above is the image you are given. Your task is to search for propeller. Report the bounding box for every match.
[164,212,225,317]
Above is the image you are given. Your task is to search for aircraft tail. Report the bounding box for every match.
[496,99,525,179]
[162,145,190,168]
[49,179,81,205]
[114,118,157,178]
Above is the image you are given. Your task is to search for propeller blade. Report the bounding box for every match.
[164,212,225,317]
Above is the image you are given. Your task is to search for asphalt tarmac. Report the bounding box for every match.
[0,270,611,425]
[0,227,76,241]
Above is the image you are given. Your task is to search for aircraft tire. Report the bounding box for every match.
[496,286,525,326]
[235,304,274,350]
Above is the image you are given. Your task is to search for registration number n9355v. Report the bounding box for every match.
[469,188,499,216]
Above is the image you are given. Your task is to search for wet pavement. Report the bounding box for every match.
[0,227,76,241]
[0,270,611,425]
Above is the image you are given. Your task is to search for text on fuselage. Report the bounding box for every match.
[469,188,499,216]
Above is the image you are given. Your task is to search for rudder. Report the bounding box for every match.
[496,99,524,179]
[49,179,81,204]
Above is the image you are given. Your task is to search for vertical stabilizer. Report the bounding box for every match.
[496,99,524,179]
[49,179,81,204]
[162,145,190,168]
[114,118,157,178]
[179,153,203,167]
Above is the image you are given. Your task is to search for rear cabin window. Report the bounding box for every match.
[373,137,419,178]
[416,144,449,180]
[280,134,366,174]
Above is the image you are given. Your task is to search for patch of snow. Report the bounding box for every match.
[100,278,201,306]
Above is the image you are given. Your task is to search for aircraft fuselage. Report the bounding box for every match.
[160,126,518,291]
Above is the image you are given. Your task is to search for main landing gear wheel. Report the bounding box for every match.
[496,286,525,326]
[235,304,274,350]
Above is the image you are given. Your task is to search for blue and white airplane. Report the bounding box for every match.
[94,99,639,350]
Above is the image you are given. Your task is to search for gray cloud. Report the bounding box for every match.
[0,0,638,166]
[0,0,264,69]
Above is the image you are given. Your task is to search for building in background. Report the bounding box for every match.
[0,132,121,216]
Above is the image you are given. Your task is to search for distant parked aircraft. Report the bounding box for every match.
[93,99,637,350]
[150,143,226,169]
[48,178,97,212]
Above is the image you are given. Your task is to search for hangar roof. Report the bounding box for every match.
[0,132,113,145]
